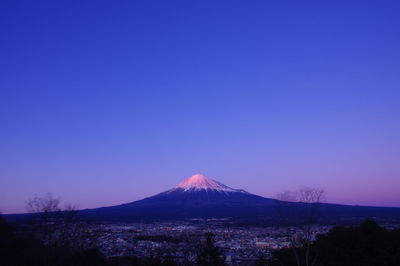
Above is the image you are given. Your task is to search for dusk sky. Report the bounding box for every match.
[1,1,400,214]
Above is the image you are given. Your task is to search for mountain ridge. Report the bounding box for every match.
[5,174,400,224]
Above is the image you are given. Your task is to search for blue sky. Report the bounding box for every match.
[1,0,400,213]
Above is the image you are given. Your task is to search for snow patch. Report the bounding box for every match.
[173,174,246,193]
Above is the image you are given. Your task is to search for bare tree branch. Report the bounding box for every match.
[275,186,327,266]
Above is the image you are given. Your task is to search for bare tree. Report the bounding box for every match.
[27,193,61,214]
[275,187,326,266]
[58,203,89,250]
[26,193,82,248]
[27,193,62,244]
[62,203,79,224]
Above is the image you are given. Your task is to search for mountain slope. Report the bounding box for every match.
[80,174,278,221]
[77,174,400,223]
[6,174,400,224]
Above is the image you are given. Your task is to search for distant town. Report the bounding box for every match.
[72,219,400,265]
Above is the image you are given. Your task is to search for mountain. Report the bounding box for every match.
[79,174,278,222]
[171,173,248,193]
[5,174,400,224]
[76,174,400,223]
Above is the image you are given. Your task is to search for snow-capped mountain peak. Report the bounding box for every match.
[173,174,246,193]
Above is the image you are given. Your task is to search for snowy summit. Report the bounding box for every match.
[173,174,247,193]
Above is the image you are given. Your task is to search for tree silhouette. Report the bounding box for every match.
[25,193,87,251]
[275,186,326,266]
[197,232,226,266]
[269,220,400,266]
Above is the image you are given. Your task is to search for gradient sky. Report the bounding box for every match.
[1,1,400,214]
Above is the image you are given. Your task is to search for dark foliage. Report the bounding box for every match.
[254,255,268,266]
[269,220,400,266]
[108,256,178,266]
[0,215,108,266]
[197,233,226,266]
[0,215,180,266]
